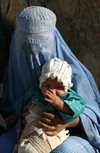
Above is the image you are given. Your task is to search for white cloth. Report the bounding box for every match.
[39,58,73,92]
[18,101,69,153]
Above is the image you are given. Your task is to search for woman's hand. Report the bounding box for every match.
[22,105,30,125]
[6,113,18,124]
[39,111,65,136]
[39,111,80,136]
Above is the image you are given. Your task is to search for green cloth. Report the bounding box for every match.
[14,86,86,123]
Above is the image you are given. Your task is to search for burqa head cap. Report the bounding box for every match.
[16,6,56,33]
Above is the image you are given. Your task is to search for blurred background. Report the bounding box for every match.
[0,0,100,90]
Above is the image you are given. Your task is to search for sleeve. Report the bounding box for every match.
[59,89,86,123]
[14,86,35,117]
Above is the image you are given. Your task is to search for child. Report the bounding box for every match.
[14,58,86,153]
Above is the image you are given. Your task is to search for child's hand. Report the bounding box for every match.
[45,89,64,111]
[6,113,18,124]
[45,89,73,115]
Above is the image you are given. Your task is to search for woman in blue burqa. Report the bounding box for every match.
[0,6,100,153]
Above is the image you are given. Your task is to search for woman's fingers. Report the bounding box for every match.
[22,119,27,125]
[39,119,58,136]
[39,112,65,136]
[5,114,18,123]
[45,130,57,136]
[24,105,30,113]
[38,121,56,131]
[22,105,30,125]
[22,105,30,118]
[22,111,30,118]
[40,112,55,120]
[40,115,57,126]
[39,111,63,126]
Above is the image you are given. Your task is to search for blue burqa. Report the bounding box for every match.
[1,6,100,152]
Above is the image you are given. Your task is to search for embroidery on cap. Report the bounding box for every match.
[28,6,37,9]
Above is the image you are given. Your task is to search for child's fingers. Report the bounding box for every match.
[46,91,56,101]
[45,98,58,108]
[49,89,56,95]
[45,98,53,103]
[46,90,55,97]
[45,92,53,100]
[46,92,57,101]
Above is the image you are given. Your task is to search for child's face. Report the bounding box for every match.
[41,77,66,97]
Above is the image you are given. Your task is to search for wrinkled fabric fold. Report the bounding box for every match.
[80,113,100,149]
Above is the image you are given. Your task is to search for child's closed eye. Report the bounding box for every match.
[46,85,50,88]
[45,85,51,89]
[56,86,63,89]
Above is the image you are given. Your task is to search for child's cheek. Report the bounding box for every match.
[41,90,46,97]
[56,90,66,96]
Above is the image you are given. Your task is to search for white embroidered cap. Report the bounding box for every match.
[39,58,73,92]
[16,6,56,33]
